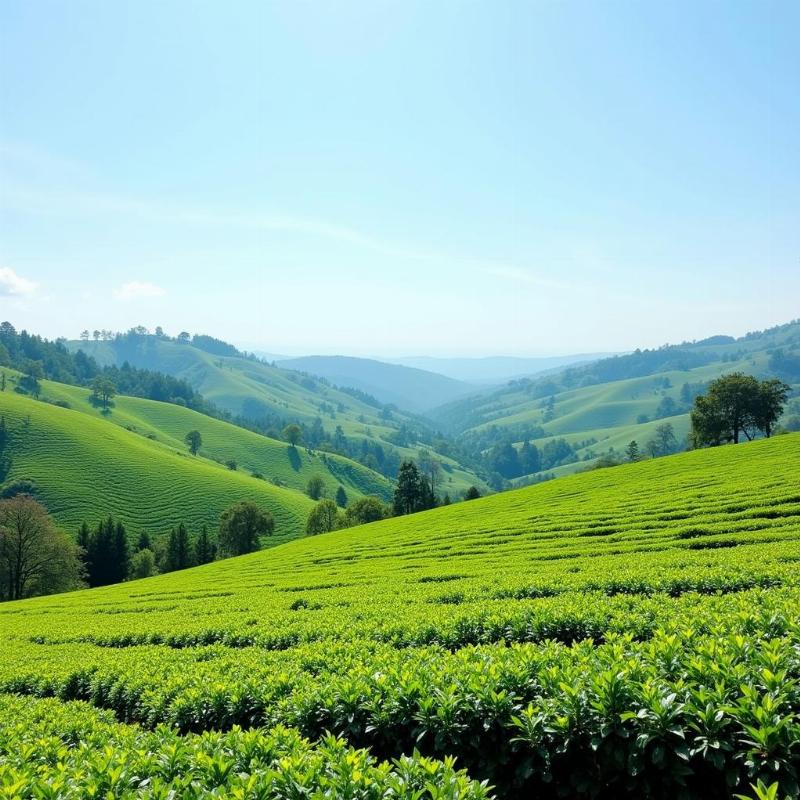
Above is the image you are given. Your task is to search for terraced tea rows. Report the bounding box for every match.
[2,434,800,797]
[0,387,314,538]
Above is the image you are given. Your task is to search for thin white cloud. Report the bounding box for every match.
[113,281,166,301]
[0,266,37,297]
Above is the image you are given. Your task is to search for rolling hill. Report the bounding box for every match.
[2,433,799,796]
[433,320,800,482]
[68,333,490,496]
[276,354,476,412]
[0,379,356,539]
[389,352,615,383]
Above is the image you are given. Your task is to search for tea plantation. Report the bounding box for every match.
[2,434,800,798]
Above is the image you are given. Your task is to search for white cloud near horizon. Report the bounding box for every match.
[0,266,38,297]
[113,281,166,301]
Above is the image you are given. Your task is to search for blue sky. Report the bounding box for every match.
[1,0,798,356]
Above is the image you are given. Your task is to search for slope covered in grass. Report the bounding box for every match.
[2,434,800,797]
[0,387,315,539]
[37,379,393,502]
[277,354,476,412]
[434,320,800,480]
[70,335,489,495]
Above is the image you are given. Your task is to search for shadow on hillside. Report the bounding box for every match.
[287,445,301,472]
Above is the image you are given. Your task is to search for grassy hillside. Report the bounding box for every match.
[277,354,476,412]
[2,433,799,796]
[69,334,490,496]
[435,320,800,480]
[35,378,393,503]
[0,385,316,539]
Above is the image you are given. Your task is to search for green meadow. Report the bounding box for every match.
[0,385,319,539]
[72,336,490,496]
[2,433,799,797]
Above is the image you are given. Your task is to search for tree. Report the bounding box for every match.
[177,331,190,343]
[646,423,678,458]
[690,373,790,447]
[754,378,791,438]
[306,499,341,535]
[519,440,541,474]
[194,526,216,564]
[393,461,434,516]
[82,517,129,587]
[114,521,130,580]
[91,376,117,409]
[335,486,348,508]
[417,449,442,497]
[343,496,389,527]
[184,430,202,456]
[19,360,43,398]
[219,501,274,557]
[489,441,521,479]
[306,475,326,500]
[283,424,302,447]
[130,548,157,579]
[136,531,151,551]
[80,330,90,341]
[625,440,640,462]
[464,486,481,500]
[164,523,192,572]
[0,496,83,601]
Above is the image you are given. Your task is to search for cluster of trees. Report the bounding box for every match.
[304,460,483,536]
[0,322,205,411]
[0,496,83,601]
[486,438,578,481]
[0,493,280,601]
[691,373,790,447]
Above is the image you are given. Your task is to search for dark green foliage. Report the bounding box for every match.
[81,517,130,587]
[194,525,216,564]
[464,486,481,500]
[393,461,435,516]
[283,424,302,447]
[306,475,325,500]
[165,523,192,572]
[0,495,82,600]
[184,429,202,455]
[306,499,341,535]
[335,485,348,508]
[0,322,205,410]
[219,501,274,556]
[0,479,38,499]
[691,374,790,447]
[343,496,389,526]
[90,376,116,409]
[135,531,151,551]
[646,422,679,457]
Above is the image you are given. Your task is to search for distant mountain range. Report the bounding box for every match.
[386,354,617,383]
[277,355,476,413]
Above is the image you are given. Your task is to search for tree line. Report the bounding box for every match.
[304,459,482,536]
[0,496,277,600]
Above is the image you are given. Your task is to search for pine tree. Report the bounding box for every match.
[194,525,216,565]
[393,461,435,516]
[113,521,130,582]
[335,486,348,508]
[166,523,192,571]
